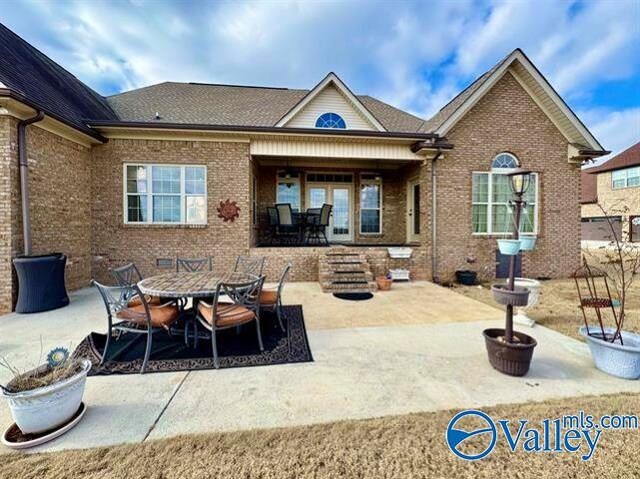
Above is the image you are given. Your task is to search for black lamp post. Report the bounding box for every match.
[504,168,532,343]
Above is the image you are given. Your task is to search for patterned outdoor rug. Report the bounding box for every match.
[72,305,313,375]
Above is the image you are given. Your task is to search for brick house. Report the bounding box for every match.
[581,142,640,242]
[0,24,608,313]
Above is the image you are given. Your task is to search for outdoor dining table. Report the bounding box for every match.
[137,270,253,348]
[138,270,249,299]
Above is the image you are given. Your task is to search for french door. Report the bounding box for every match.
[407,178,421,242]
[306,184,353,242]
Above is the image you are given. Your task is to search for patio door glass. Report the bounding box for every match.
[307,184,353,242]
[407,179,420,242]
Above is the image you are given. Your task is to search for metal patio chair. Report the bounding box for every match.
[306,203,332,245]
[93,280,181,374]
[259,263,291,331]
[234,255,265,277]
[176,256,213,272]
[275,203,299,244]
[110,262,162,307]
[195,275,266,368]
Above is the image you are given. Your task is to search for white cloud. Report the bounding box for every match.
[0,0,638,155]
[580,107,640,164]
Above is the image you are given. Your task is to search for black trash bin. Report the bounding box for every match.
[13,253,69,313]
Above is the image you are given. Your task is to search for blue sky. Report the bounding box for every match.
[1,0,639,159]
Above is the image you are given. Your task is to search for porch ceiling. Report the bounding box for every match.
[253,156,421,170]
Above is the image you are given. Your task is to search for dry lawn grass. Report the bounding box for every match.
[1,393,639,479]
[454,277,640,342]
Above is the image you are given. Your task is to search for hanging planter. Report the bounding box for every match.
[491,284,530,306]
[497,239,521,255]
[519,236,537,251]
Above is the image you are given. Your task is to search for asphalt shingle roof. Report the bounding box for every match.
[0,23,117,134]
[586,142,640,174]
[107,82,427,133]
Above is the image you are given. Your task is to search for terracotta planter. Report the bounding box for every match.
[491,284,530,306]
[376,277,392,291]
[483,328,537,376]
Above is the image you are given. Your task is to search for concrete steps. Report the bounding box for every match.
[318,252,377,293]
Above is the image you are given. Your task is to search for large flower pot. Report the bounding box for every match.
[455,270,477,286]
[497,239,521,255]
[1,359,91,434]
[483,328,537,376]
[579,327,640,379]
[491,284,530,306]
[513,278,541,327]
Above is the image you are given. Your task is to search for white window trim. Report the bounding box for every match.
[123,163,207,225]
[471,171,539,236]
[359,174,383,235]
[611,167,640,189]
[275,173,301,211]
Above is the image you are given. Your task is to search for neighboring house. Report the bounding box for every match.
[581,142,640,242]
[0,24,608,313]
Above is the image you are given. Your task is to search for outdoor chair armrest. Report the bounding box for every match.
[198,299,213,309]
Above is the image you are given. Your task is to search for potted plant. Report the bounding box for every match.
[376,272,393,291]
[579,203,640,379]
[484,170,537,377]
[1,347,91,435]
[455,256,478,286]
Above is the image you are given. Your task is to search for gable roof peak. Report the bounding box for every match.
[274,71,387,131]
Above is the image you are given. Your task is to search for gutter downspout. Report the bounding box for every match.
[18,110,45,256]
[431,149,443,282]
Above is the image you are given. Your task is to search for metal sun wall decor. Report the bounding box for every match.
[217,199,240,222]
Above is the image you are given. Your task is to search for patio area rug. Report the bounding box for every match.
[72,305,313,375]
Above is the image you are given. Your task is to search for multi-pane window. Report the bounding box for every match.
[276,172,300,212]
[472,172,538,234]
[612,167,640,189]
[360,174,382,234]
[124,164,206,224]
[315,112,346,129]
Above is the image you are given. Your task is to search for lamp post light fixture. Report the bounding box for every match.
[503,168,533,343]
[483,168,538,377]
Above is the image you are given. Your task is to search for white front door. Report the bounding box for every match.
[307,184,353,242]
[407,178,421,243]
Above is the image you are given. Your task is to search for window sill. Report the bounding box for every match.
[122,223,208,229]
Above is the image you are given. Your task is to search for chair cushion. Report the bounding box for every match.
[116,303,180,328]
[259,290,278,305]
[198,303,256,327]
[127,295,161,307]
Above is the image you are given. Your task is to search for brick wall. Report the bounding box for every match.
[0,117,15,313]
[582,172,640,241]
[0,119,93,313]
[90,139,252,283]
[435,72,580,282]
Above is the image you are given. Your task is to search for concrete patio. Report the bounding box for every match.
[1,282,639,454]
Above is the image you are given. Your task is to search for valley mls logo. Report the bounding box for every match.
[446,410,497,461]
[444,409,629,461]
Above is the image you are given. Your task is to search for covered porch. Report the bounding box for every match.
[251,155,426,248]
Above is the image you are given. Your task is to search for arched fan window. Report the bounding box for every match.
[315,112,346,129]
[492,153,519,170]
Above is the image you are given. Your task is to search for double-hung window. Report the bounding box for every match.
[472,154,538,235]
[360,174,382,234]
[276,172,301,212]
[612,167,640,189]
[124,164,207,224]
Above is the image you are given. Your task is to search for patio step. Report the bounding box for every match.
[318,252,377,293]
